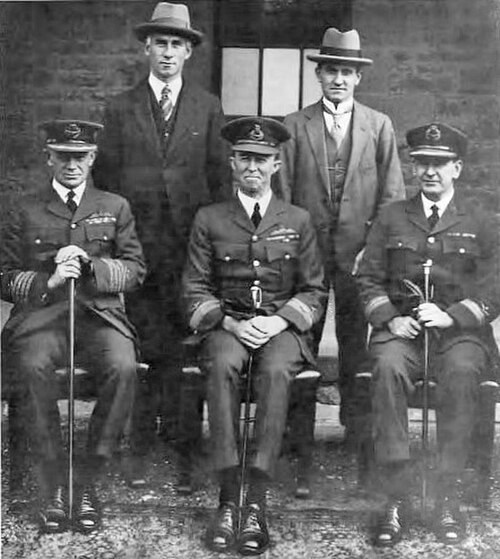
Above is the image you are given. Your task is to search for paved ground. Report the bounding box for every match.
[2,402,500,559]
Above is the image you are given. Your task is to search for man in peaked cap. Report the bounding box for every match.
[1,120,146,533]
[357,122,500,545]
[280,27,405,448]
[93,2,230,453]
[182,117,327,554]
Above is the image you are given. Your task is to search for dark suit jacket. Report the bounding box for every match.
[280,100,405,276]
[93,78,230,271]
[1,184,146,345]
[182,195,327,364]
[357,192,500,360]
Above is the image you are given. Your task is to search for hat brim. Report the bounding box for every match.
[307,53,373,66]
[232,144,280,156]
[46,143,97,153]
[134,23,203,45]
[409,148,459,159]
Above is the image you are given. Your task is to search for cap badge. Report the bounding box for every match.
[425,124,441,142]
[64,123,82,140]
[248,124,264,142]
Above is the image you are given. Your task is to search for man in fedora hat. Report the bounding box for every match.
[93,2,229,453]
[280,27,405,446]
[182,117,326,554]
[357,122,500,545]
[1,120,146,533]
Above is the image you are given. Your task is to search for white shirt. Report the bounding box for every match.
[148,72,183,107]
[237,189,272,220]
[421,188,454,219]
[322,97,354,143]
[52,179,86,207]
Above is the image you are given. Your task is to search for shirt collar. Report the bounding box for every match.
[421,188,455,217]
[322,96,354,115]
[148,72,183,106]
[52,178,86,206]
[237,189,273,220]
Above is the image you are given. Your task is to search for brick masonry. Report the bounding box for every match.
[1,0,499,223]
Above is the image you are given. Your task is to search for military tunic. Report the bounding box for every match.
[182,195,327,475]
[357,192,500,472]
[1,184,146,466]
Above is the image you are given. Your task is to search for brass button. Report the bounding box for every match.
[224,255,231,262]
[253,280,261,286]
[70,223,77,229]
[427,236,435,244]
[397,241,403,247]
[35,238,41,245]
[253,260,260,267]
[459,248,465,254]
[103,235,108,241]
[284,254,291,260]
[251,235,258,242]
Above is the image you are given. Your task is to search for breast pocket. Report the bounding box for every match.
[265,241,299,286]
[84,223,116,256]
[27,227,66,266]
[386,236,421,274]
[442,236,479,274]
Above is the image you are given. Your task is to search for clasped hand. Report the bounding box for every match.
[47,245,90,289]
[388,302,453,340]
[223,315,289,349]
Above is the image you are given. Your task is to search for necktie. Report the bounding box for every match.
[251,202,261,228]
[66,190,77,214]
[323,102,352,146]
[160,84,173,121]
[427,204,440,229]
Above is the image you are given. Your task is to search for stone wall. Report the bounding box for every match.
[353,0,500,206]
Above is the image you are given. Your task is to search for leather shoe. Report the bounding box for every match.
[435,498,465,544]
[206,501,238,552]
[238,503,270,556]
[39,486,68,533]
[374,498,407,547]
[74,486,100,533]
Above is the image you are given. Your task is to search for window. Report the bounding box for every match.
[217,0,352,118]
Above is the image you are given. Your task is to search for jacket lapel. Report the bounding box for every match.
[72,183,104,222]
[304,102,330,195]
[343,101,370,192]
[165,81,199,160]
[431,193,464,234]
[405,193,429,233]
[43,185,73,220]
[256,195,286,235]
[229,196,255,234]
[132,80,162,159]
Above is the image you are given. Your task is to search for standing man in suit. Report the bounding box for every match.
[182,117,327,554]
[93,2,229,446]
[357,123,500,545]
[1,120,146,533]
[280,28,405,444]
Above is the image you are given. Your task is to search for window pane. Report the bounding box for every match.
[221,48,259,115]
[262,48,300,116]
[302,48,321,108]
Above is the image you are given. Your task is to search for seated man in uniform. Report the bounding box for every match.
[182,117,327,555]
[1,120,146,533]
[357,122,500,546]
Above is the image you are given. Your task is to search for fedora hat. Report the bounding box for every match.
[307,28,373,66]
[134,2,203,45]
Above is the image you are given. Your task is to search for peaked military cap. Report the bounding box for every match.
[406,122,467,159]
[222,117,291,155]
[40,120,102,152]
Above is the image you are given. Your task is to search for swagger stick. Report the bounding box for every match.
[67,277,76,520]
[421,259,433,517]
[238,285,262,530]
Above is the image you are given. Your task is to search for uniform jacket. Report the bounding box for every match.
[182,195,328,363]
[93,78,230,270]
[1,184,146,344]
[357,192,500,357]
[280,100,405,275]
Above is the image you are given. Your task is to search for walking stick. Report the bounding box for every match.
[421,259,433,518]
[67,277,76,521]
[238,285,262,530]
